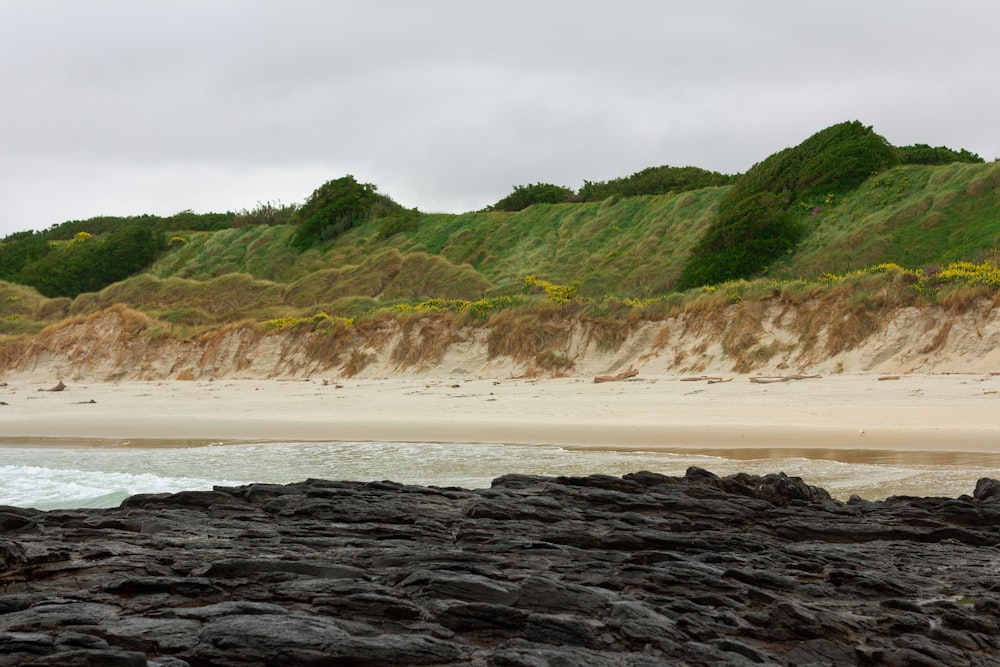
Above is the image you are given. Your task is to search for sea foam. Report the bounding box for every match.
[0,464,247,511]
[2,440,998,509]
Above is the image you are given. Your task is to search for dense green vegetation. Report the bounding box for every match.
[772,160,1000,277]
[4,226,165,298]
[291,175,403,250]
[488,166,734,211]
[0,209,235,297]
[139,150,996,308]
[24,210,234,242]
[578,165,734,201]
[488,183,576,212]
[896,143,984,166]
[149,188,726,299]
[676,121,901,288]
[0,120,994,331]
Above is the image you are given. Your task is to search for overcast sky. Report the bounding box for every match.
[1,0,997,237]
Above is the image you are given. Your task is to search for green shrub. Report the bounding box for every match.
[678,192,798,289]
[232,201,299,227]
[377,208,422,240]
[14,225,165,298]
[678,121,897,288]
[578,165,733,201]
[164,210,233,232]
[896,144,984,166]
[292,175,402,250]
[0,232,50,281]
[488,183,574,212]
[731,120,896,203]
[39,211,232,241]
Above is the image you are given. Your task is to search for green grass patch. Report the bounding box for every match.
[774,162,1000,279]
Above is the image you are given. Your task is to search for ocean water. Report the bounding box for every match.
[2,439,1000,510]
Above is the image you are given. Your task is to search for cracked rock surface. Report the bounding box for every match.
[3,469,1000,665]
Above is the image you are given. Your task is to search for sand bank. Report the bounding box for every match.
[2,373,999,454]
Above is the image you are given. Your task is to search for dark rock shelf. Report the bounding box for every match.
[3,469,1000,665]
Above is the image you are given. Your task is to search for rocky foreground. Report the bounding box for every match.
[3,470,1000,666]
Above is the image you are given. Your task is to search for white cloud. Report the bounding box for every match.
[1,0,998,236]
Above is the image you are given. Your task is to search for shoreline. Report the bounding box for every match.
[1,422,997,454]
[6,436,1000,472]
[2,373,999,456]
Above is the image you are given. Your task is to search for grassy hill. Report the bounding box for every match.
[147,159,1000,299]
[773,161,1000,278]
[148,186,727,299]
[1,122,999,376]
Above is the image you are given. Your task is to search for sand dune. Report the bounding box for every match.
[3,298,1000,385]
[2,298,999,455]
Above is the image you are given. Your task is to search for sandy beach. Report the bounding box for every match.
[2,373,999,455]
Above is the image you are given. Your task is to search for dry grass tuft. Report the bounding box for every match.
[390,311,460,369]
[284,253,399,306]
[293,317,355,367]
[341,348,375,377]
[0,337,31,369]
[680,289,733,340]
[650,323,673,351]
[578,298,645,352]
[71,273,283,318]
[39,304,154,339]
[919,320,953,354]
[486,305,573,363]
[721,299,767,360]
[34,298,72,321]
[582,317,632,352]
[823,302,882,357]
[383,253,493,300]
[936,285,994,314]
[534,349,575,374]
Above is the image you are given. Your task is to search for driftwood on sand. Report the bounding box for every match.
[680,376,733,384]
[593,367,638,383]
[749,374,821,384]
[37,380,66,392]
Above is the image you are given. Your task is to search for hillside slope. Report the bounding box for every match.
[148,161,999,296]
[2,126,999,382]
[775,161,1000,278]
[148,188,728,299]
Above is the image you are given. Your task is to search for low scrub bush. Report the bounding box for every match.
[578,165,733,201]
[936,261,1000,287]
[523,275,576,303]
[341,348,375,376]
[488,183,574,212]
[678,121,897,289]
[535,349,575,373]
[232,201,299,228]
[896,144,984,166]
[367,294,523,322]
[14,225,165,298]
[292,175,403,250]
[377,208,421,240]
[262,312,354,333]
